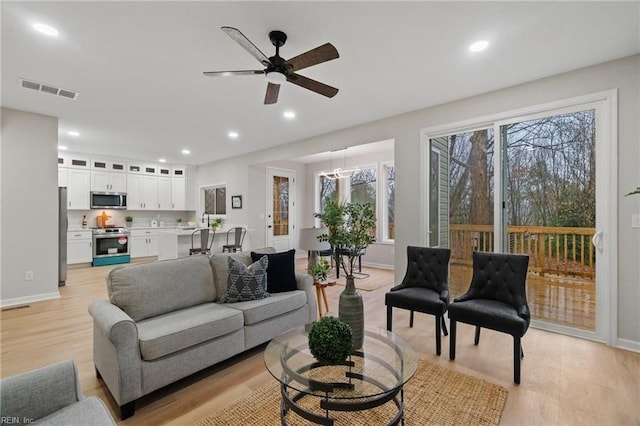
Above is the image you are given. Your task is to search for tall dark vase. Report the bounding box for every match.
[339,275,364,349]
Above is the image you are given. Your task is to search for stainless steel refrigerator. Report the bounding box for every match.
[59,187,68,286]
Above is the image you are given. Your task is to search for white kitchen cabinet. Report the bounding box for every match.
[59,168,90,210]
[172,177,186,210]
[127,175,159,210]
[130,229,158,258]
[67,231,92,264]
[91,171,126,192]
[158,177,173,210]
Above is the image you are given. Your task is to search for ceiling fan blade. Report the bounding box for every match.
[221,26,271,67]
[203,70,264,77]
[264,83,280,104]
[286,73,338,98]
[286,43,339,72]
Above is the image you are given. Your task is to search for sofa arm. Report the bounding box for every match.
[88,299,142,407]
[89,299,138,346]
[295,273,317,323]
[0,360,83,422]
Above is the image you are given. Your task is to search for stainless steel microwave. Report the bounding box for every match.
[90,192,127,209]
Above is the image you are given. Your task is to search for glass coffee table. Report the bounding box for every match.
[264,325,418,425]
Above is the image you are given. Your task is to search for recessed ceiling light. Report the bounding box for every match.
[181,149,191,155]
[469,40,489,52]
[228,131,239,139]
[33,23,59,37]
[67,130,79,137]
[158,158,167,163]
[58,145,68,150]
[283,111,296,119]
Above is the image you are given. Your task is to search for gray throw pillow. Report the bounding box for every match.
[218,255,269,303]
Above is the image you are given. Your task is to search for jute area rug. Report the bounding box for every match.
[197,359,507,425]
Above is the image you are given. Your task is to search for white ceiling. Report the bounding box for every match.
[2,1,639,166]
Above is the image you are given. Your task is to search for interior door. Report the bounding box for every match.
[266,168,296,251]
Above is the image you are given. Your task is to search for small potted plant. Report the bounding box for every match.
[310,258,330,283]
[308,316,353,365]
[210,217,223,230]
[125,216,134,227]
[176,218,183,227]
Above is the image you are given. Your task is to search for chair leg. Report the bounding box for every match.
[474,326,481,345]
[441,316,448,336]
[386,306,393,331]
[514,336,522,384]
[435,315,442,356]
[521,344,525,358]
[409,310,414,328]
[449,319,456,360]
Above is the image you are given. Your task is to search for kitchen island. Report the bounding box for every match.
[157,228,207,261]
[157,227,242,260]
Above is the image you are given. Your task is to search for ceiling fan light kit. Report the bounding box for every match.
[204,27,339,104]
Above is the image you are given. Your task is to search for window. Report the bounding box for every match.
[202,184,226,215]
[350,167,377,236]
[319,174,339,212]
[350,167,376,206]
[383,163,395,242]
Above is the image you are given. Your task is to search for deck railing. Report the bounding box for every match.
[449,224,596,278]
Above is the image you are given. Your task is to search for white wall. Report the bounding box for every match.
[1,108,59,306]
[195,55,640,345]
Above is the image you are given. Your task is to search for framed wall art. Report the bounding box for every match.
[231,195,242,209]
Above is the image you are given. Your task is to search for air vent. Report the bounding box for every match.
[19,78,79,100]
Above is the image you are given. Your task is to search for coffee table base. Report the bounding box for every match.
[279,382,405,426]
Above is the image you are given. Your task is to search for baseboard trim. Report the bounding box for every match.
[1,292,60,309]
[361,261,394,270]
[616,338,640,353]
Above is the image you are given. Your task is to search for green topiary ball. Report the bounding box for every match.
[308,316,354,364]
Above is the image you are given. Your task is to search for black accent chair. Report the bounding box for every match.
[385,246,451,355]
[448,251,530,384]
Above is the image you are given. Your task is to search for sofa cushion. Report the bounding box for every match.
[136,303,244,361]
[107,255,215,321]
[218,256,269,303]
[210,248,276,297]
[226,290,307,325]
[251,249,297,294]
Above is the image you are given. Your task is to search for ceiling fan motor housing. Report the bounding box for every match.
[269,30,287,48]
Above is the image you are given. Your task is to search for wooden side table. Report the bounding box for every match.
[313,280,336,317]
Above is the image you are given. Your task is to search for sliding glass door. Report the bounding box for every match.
[501,110,596,331]
[423,94,614,340]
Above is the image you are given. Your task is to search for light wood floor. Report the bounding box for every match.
[1,259,638,425]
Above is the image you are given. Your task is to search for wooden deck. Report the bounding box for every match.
[449,224,596,331]
[450,264,595,331]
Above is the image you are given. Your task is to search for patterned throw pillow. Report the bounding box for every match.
[218,256,269,303]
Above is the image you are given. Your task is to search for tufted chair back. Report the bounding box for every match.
[400,246,451,296]
[465,251,530,319]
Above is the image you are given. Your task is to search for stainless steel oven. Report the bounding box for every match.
[92,228,130,266]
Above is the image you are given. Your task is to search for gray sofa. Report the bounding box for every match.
[0,360,116,425]
[88,249,316,419]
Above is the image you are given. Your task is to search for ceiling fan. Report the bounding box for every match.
[204,27,339,104]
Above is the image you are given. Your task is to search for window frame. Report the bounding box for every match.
[381,161,395,244]
[200,182,227,219]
